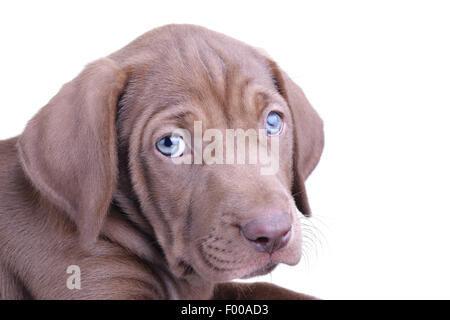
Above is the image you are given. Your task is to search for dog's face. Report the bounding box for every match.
[18,25,323,283]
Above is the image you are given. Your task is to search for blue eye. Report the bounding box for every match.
[266,112,283,136]
[156,135,186,157]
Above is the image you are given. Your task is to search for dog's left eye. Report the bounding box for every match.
[266,112,283,136]
[156,135,185,157]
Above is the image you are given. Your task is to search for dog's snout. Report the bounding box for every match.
[241,212,292,254]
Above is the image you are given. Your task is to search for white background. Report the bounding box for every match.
[1,1,449,299]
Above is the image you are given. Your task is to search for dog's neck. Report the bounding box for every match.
[104,201,214,299]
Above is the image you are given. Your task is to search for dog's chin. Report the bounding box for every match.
[191,260,276,283]
[190,249,302,283]
[240,262,278,279]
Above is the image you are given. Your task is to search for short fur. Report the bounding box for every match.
[0,24,323,300]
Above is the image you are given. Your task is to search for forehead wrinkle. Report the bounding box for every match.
[194,45,215,85]
[253,91,273,117]
[222,62,237,127]
[184,35,272,130]
[194,40,237,125]
[198,37,227,82]
[161,110,196,127]
[222,73,266,129]
[149,34,276,132]
[196,44,268,128]
[179,33,224,91]
[166,38,227,127]
[236,76,253,114]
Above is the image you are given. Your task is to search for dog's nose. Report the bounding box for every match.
[241,212,292,254]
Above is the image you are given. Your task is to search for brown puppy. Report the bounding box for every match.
[0,24,324,300]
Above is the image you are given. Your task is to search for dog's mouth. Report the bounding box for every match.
[185,216,302,283]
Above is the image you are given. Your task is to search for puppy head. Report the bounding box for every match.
[18,25,324,283]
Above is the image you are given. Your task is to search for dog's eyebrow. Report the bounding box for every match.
[165,111,192,121]
[253,91,274,116]
[142,106,195,139]
[147,101,194,122]
[161,110,196,126]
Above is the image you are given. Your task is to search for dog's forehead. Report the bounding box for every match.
[115,25,280,130]
[154,46,275,129]
[113,24,273,80]
[151,27,274,91]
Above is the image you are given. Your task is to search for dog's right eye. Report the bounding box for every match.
[156,135,185,157]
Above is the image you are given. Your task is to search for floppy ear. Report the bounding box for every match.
[267,60,324,217]
[18,58,128,245]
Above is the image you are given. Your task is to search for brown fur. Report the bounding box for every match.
[0,24,324,300]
